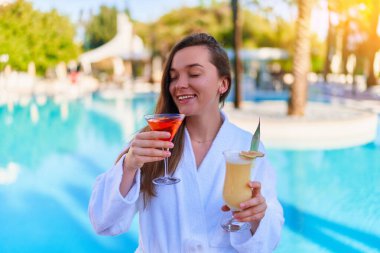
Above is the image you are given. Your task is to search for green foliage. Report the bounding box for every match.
[326,0,380,77]
[0,0,80,75]
[250,119,260,151]
[134,3,296,58]
[154,6,230,56]
[83,5,117,50]
[310,34,325,73]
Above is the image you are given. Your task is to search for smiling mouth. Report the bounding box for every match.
[177,95,196,101]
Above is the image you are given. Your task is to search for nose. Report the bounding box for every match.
[173,74,189,89]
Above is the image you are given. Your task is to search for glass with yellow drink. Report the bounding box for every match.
[221,150,264,232]
[223,151,253,211]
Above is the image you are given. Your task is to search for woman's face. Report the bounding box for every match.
[169,46,228,116]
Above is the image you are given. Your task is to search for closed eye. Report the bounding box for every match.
[170,73,178,81]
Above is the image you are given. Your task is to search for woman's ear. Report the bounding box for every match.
[219,78,229,94]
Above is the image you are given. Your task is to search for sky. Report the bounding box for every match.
[28,0,203,23]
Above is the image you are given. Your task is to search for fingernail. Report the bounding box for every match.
[169,142,174,148]
[165,132,171,137]
[240,203,246,209]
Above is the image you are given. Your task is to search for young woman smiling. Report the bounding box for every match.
[89,33,284,253]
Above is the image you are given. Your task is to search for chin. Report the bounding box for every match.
[177,107,189,115]
[178,109,191,116]
[177,106,200,117]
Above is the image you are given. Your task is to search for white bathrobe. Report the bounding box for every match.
[89,112,284,253]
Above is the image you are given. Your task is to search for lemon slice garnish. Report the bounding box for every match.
[239,150,265,159]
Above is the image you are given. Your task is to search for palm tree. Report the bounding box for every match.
[366,0,380,88]
[288,0,313,116]
[325,0,379,88]
[323,6,334,82]
[231,0,242,109]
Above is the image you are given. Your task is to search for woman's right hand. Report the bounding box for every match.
[123,131,174,172]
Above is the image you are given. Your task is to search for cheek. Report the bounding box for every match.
[169,84,175,97]
[199,76,218,90]
[205,80,220,96]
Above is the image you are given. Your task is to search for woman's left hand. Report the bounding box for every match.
[221,181,267,233]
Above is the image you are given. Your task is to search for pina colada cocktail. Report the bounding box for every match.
[223,156,253,211]
[145,113,185,185]
[221,150,264,232]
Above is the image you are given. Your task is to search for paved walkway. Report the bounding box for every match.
[224,101,378,150]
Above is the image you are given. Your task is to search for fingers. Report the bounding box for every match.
[130,146,171,158]
[137,131,171,140]
[124,150,166,171]
[235,205,266,222]
[234,181,267,222]
[248,181,261,197]
[235,198,267,222]
[237,181,262,209]
[132,139,174,149]
[132,131,174,149]
[130,152,166,165]
[233,201,267,222]
[127,145,171,168]
[124,131,174,170]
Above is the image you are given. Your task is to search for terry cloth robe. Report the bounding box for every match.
[89,112,284,253]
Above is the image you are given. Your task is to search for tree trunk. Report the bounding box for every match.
[366,2,380,88]
[231,0,242,109]
[148,25,156,84]
[288,0,312,116]
[323,9,333,83]
[341,18,350,76]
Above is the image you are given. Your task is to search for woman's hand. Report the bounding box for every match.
[123,131,174,172]
[120,131,173,197]
[221,181,267,234]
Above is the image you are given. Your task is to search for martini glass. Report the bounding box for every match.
[144,113,185,185]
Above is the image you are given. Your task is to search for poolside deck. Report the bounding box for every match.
[225,101,378,150]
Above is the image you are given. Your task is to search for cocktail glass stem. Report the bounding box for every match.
[221,212,251,232]
[152,147,180,185]
[163,148,169,178]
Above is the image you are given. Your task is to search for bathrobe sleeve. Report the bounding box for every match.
[230,142,284,253]
[88,153,142,236]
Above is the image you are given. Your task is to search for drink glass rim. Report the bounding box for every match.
[223,150,254,164]
[144,113,185,120]
[223,150,245,155]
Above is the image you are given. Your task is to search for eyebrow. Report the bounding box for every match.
[170,63,204,71]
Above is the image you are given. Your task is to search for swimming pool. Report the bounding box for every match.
[0,93,379,252]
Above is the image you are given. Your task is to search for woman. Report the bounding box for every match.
[89,33,284,252]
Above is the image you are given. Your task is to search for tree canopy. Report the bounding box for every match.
[134,4,297,55]
[0,0,80,75]
[83,5,118,51]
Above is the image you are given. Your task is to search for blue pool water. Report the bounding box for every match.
[0,93,379,253]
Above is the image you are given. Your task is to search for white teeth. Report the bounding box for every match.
[178,95,195,100]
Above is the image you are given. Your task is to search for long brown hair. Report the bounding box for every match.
[117,33,232,204]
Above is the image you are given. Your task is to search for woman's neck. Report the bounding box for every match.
[186,111,223,143]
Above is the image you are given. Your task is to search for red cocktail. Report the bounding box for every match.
[144,113,185,185]
[146,116,184,141]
